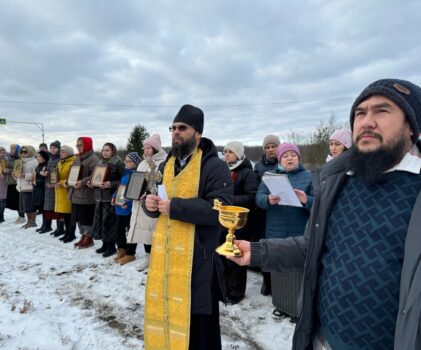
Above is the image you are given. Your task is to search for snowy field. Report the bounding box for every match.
[0,209,294,350]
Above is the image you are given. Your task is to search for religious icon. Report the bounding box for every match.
[124,171,146,200]
[48,168,58,185]
[90,164,110,187]
[12,160,23,178]
[0,160,7,175]
[67,165,83,187]
[213,199,249,257]
[144,160,162,195]
[115,184,127,206]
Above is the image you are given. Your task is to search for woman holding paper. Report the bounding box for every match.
[255,142,314,322]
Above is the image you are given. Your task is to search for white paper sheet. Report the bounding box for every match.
[262,173,302,207]
[157,184,168,200]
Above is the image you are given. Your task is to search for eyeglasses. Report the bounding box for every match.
[169,125,190,132]
[20,150,28,153]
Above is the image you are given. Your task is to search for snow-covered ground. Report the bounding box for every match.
[0,209,294,350]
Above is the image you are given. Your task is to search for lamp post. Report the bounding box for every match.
[0,119,45,143]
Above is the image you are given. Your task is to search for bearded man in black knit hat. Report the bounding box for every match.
[143,104,233,350]
[229,79,421,350]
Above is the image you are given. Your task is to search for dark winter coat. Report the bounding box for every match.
[251,148,421,350]
[69,150,99,205]
[255,164,314,239]
[145,137,233,314]
[43,153,60,211]
[252,154,278,241]
[253,154,278,179]
[31,161,48,210]
[94,155,125,202]
[225,157,259,240]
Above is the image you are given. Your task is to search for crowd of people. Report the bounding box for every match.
[0,78,420,350]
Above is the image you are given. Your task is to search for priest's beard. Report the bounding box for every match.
[171,134,197,159]
[350,134,408,185]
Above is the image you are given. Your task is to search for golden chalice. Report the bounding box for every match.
[213,199,249,257]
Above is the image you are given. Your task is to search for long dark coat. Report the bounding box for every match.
[145,137,233,314]
[32,161,48,210]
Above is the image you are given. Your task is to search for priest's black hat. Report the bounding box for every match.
[173,104,204,134]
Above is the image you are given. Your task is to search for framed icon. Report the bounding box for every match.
[0,160,7,175]
[90,164,110,187]
[67,165,83,187]
[48,167,58,185]
[12,160,23,177]
[124,171,146,200]
[115,184,127,206]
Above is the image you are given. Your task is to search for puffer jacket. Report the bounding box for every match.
[255,164,314,239]
[127,149,167,245]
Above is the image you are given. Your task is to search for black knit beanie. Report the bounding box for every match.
[173,104,204,134]
[350,79,421,144]
[50,140,61,149]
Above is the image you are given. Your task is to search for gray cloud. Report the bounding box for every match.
[0,0,420,151]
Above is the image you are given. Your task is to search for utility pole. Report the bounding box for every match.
[0,119,45,143]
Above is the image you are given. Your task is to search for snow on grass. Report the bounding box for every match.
[0,209,293,349]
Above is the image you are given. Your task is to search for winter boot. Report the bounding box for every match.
[102,243,117,258]
[78,236,94,249]
[118,255,136,265]
[74,235,85,248]
[136,253,150,272]
[53,221,65,237]
[23,212,37,229]
[95,241,108,254]
[62,224,76,243]
[36,215,46,232]
[39,219,52,234]
[114,248,127,262]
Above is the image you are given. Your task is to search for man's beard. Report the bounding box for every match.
[350,132,408,185]
[171,134,197,159]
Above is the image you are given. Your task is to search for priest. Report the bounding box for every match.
[144,104,233,350]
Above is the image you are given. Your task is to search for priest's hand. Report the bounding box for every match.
[145,194,160,212]
[158,199,171,215]
[226,240,251,266]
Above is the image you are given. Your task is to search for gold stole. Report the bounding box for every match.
[144,149,202,350]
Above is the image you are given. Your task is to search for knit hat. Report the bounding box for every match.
[127,152,141,166]
[276,142,300,160]
[61,145,74,156]
[329,129,352,149]
[263,135,281,149]
[350,79,421,144]
[224,141,245,160]
[37,150,50,162]
[173,104,204,134]
[50,140,61,149]
[143,133,162,152]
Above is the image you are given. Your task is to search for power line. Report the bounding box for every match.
[0,95,351,109]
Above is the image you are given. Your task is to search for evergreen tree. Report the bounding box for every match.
[126,124,149,154]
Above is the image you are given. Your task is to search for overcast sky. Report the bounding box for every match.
[1,0,420,152]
